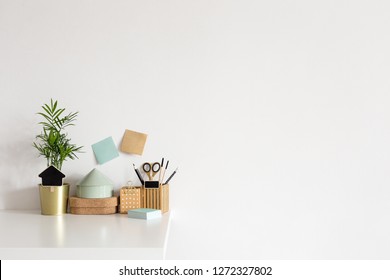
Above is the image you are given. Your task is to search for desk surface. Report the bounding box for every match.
[0,210,171,260]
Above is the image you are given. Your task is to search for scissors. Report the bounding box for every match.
[142,162,161,181]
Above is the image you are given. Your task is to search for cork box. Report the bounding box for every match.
[69,196,118,215]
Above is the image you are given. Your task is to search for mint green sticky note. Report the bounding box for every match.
[92,137,119,164]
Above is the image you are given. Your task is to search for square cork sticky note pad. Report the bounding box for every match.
[120,129,148,155]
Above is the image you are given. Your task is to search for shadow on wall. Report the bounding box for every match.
[63,174,81,198]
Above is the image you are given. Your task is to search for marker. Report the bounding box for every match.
[164,167,177,185]
[133,163,144,185]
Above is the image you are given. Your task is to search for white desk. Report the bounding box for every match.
[0,210,171,260]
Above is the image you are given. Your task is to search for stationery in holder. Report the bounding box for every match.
[142,161,161,189]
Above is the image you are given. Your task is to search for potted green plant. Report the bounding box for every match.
[33,99,83,215]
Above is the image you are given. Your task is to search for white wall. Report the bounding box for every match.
[1,0,390,259]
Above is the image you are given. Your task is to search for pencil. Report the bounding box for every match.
[133,163,144,185]
[164,167,177,185]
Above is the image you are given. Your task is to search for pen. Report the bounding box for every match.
[164,167,177,185]
[161,160,169,184]
[158,158,164,183]
[133,163,144,185]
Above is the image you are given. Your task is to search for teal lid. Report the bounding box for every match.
[77,168,114,187]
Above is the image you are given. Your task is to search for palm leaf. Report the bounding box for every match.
[33,99,83,170]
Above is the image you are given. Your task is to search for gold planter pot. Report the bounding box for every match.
[39,183,70,215]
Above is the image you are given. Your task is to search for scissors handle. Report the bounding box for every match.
[142,162,161,180]
[152,162,160,172]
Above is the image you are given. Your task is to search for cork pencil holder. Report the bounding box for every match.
[119,184,169,214]
[143,184,169,213]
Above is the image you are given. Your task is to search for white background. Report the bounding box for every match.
[1,0,390,259]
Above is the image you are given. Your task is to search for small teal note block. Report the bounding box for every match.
[92,136,119,164]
